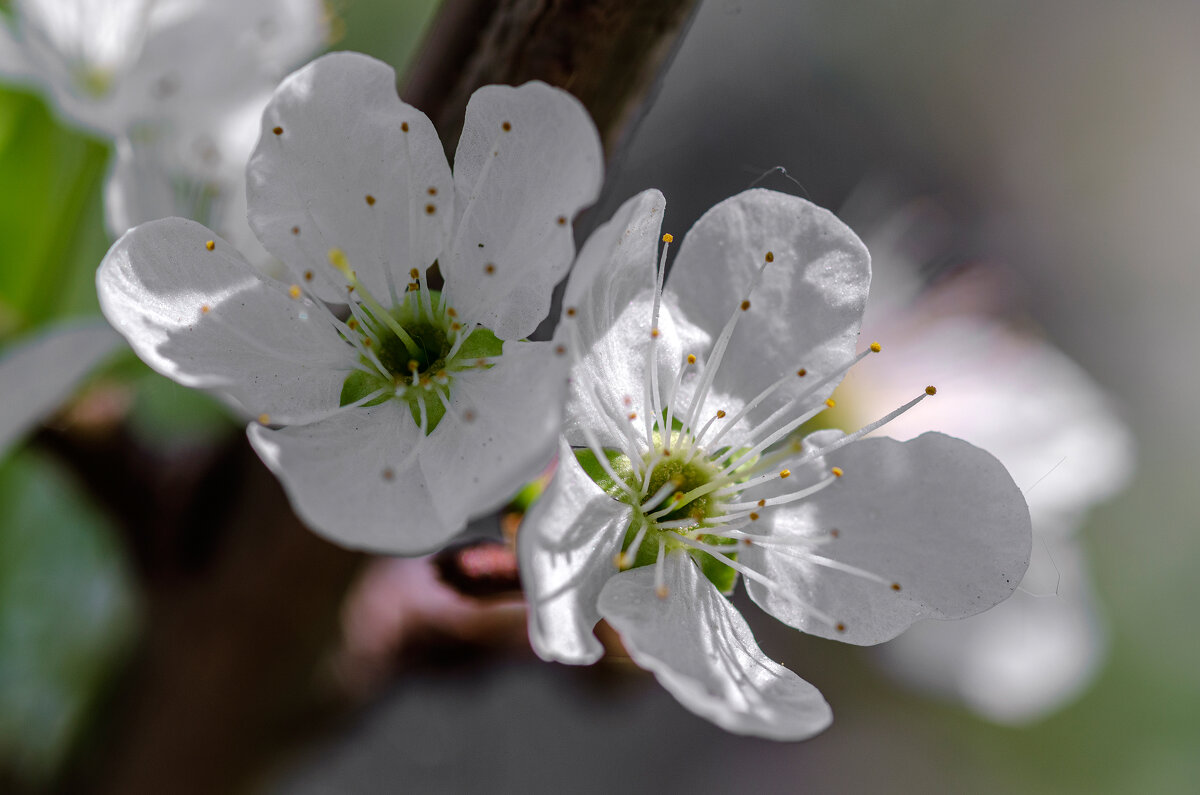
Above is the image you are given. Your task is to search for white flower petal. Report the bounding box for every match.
[598,549,833,740]
[0,18,31,79]
[844,316,1134,527]
[744,432,1032,645]
[880,533,1106,724]
[248,400,448,554]
[519,438,630,665]
[419,340,568,531]
[0,319,123,456]
[555,190,711,449]
[443,81,603,339]
[666,189,870,446]
[247,51,453,302]
[97,217,354,425]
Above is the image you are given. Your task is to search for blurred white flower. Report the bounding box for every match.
[0,319,122,459]
[97,52,604,554]
[840,198,1134,724]
[0,0,326,137]
[519,188,1033,740]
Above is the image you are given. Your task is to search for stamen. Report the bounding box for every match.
[328,248,422,359]
[806,388,935,461]
[641,474,685,513]
[579,425,639,501]
[620,519,651,569]
[723,473,838,510]
[641,233,673,447]
[662,351,695,452]
[653,538,668,598]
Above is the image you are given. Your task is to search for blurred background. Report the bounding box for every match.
[2,0,1197,792]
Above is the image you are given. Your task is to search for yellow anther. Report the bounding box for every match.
[686,354,696,365]
[628,412,638,420]
[484,263,496,275]
[565,307,577,317]
[409,268,419,279]
[425,204,436,215]
[650,328,660,338]
[408,360,419,371]
[362,338,373,348]
[797,368,807,377]
[501,121,512,132]
[825,398,836,408]
[831,466,844,478]
[662,233,674,243]
[891,582,902,592]
[555,345,567,355]
[303,270,313,282]
[447,307,457,318]
[765,251,774,263]
[205,240,215,251]
[740,300,751,311]
[716,410,726,418]
[451,322,462,331]
[780,469,791,479]
[347,319,359,331]
[749,512,759,521]
[288,284,301,299]
[925,385,938,396]
[401,122,409,132]
[365,194,376,206]
[257,413,271,425]
[757,498,765,507]
[655,585,669,599]
[836,622,846,632]
[557,215,567,226]
[869,341,881,353]
[200,304,211,315]
[328,248,352,278]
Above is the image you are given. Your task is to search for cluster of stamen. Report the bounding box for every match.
[565,234,936,629]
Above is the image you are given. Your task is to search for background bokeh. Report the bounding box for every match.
[2,1,1197,792]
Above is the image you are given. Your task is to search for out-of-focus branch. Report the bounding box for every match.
[404,0,699,154]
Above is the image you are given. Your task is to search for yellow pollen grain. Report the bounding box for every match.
[749,512,759,521]
[272,126,283,135]
[348,319,359,331]
[365,194,376,206]
[655,585,669,599]
[566,307,577,317]
[797,368,807,377]
[825,398,836,408]
[628,412,638,420]
[409,268,420,279]
[662,233,674,243]
[257,413,271,425]
[869,341,882,353]
[463,410,476,422]
[555,345,567,355]
[288,284,301,299]
[425,203,436,215]
[303,270,313,281]
[501,121,512,132]
[650,328,660,338]
[926,385,938,395]
[485,263,496,275]
[205,240,215,251]
[401,122,409,132]
[427,186,437,196]
[757,498,766,507]
[740,300,751,311]
[716,410,726,418]
[891,583,902,591]
[557,215,567,226]
[382,468,395,482]
[765,251,774,263]
[200,304,210,314]
[836,622,846,633]
[831,466,844,478]
[687,354,696,364]
[780,469,791,479]
[291,225,300,235]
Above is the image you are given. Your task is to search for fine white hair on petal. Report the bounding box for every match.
[419,340,568,532]
[247,51,454,304]
[248,400,450,555]
[598,549,833,740]
[442,81,604,340]
[744,432,1032,646]
[96,217,355,426]
[665,189,871,448]
[519,438,631,665]
[0,319,123,457]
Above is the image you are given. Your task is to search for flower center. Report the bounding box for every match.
[328,250,502,434]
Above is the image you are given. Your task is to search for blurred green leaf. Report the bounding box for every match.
[0,87,110,336]
[0,447,138,785]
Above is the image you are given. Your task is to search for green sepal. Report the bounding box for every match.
[339,370,390,408]
[451,327,504,363]
[574,447,634,500]
[691,536,740,594]
[408,391,447,434]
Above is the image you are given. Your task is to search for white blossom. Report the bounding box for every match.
[519,188,1033,739]
[97,52,603,554]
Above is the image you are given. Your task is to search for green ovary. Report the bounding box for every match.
[338,290,502,434]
